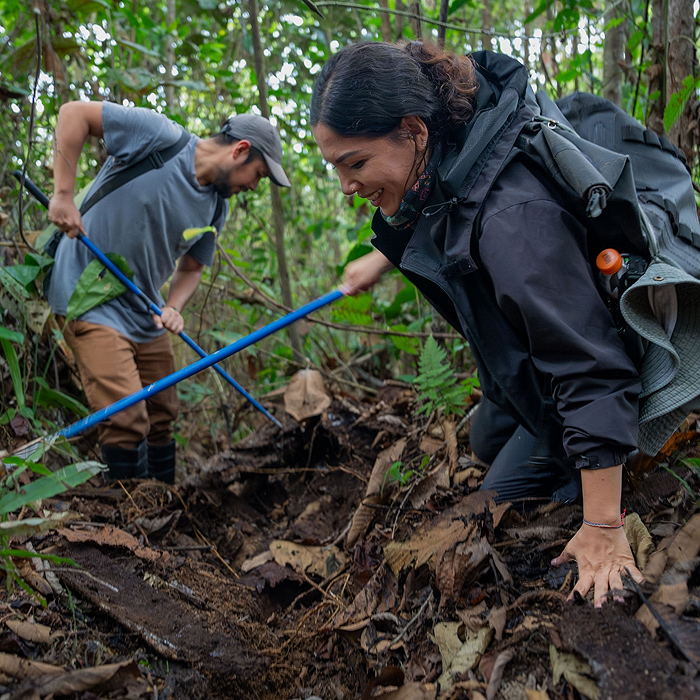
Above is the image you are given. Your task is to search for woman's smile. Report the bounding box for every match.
[313,121,427,217]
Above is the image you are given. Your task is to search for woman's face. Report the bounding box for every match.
[313,116,429,217]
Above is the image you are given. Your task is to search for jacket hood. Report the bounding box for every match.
[437,51,534,197]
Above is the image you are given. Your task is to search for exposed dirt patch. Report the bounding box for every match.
[2,397,700,700]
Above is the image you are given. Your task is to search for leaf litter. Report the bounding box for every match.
[0,374,699,700]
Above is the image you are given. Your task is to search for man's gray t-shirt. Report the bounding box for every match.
[48,101,227,342]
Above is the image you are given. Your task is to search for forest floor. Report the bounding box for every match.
[1,374,700,700]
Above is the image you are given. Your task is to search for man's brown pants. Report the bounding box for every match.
[61,319,179,448]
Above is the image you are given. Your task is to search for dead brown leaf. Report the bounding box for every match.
[347,438,406,548]
[333,561,398,631]
[5,620,54,645]
[373,682,436,699]
[284,369,331,422]
[549,645,599,700]
[623,512,654,570]
[643,513,700,583]
[36,659,144,696]
[409,459,450,509]
[61,524,168,564]
[0,653,64,679]
[270,539,347,579]
[385,518,475,575]
[485,648,514,700]
[434,622,493,691]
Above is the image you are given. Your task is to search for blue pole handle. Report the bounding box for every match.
[58,289,343,440]
[77,235,282,429]
[13,171,281,428]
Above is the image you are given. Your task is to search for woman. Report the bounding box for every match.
[311,41,645,607]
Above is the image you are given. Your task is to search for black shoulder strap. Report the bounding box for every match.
[210,194,225,227]
[79,130,191,216]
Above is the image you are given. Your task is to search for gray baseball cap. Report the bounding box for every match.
[221,114,291,188]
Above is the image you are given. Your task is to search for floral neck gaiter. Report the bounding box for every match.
[380,142,442,230]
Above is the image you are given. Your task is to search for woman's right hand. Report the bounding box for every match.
[341,250,393,296]
[48,193,84,239]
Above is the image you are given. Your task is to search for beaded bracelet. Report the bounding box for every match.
[582,508,626,529]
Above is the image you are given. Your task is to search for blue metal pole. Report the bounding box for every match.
[13,171,281,429]
[57,289,343,440]
[76,235,282,429]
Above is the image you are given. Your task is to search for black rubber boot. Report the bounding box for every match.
[101,440,148,480]
[147,441,176,484]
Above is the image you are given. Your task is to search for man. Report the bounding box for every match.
[47,100,290,483]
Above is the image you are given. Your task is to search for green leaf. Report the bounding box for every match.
[356,219,374,242]
[413,336,469,417]
[0,326,24,344]
[628,29,645,51]
[555,68,581,83]
[524,0,551,24]
[115,38,161,58]
[0,461,105,515]
[0,548,77,566]
[0,267,31,302]
[67,0,111,12]
[381,282,417,320]
[27,462,52,476]
[162,79,209,91]
[3,263,42,290]
[664,74,699,133]
[33,377,89,417]
[335,243,374,276]
[0,514,72,537]
[0,338,25,410]
[66,255,133,322]
[331,293,373,326]
[0,79,31,98]
[449,0,476,15]
[389,325,420,355]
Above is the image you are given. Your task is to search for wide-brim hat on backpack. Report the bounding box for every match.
[620,258,700,455]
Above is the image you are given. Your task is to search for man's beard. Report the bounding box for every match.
[212,167,234,198]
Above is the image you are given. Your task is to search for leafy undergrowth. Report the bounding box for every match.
[0,380,699,700]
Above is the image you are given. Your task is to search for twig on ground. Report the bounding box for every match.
[387,590,433,649]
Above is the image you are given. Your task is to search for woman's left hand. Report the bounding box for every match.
[551,525,644,607]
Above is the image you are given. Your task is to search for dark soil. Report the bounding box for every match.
[2,395,700,700]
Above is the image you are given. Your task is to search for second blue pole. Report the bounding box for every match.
[13,171,281,429]
[58,289,344,441]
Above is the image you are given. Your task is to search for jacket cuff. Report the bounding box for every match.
[570,447,631,470]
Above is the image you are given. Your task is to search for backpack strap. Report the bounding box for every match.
[210,193,225,227]
[79,130,191,216]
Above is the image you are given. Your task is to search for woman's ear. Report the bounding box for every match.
[400,115,429,142]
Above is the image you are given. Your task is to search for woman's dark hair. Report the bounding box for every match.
[310,41,478,142]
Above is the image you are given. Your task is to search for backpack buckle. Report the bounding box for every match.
[148,151,165,168]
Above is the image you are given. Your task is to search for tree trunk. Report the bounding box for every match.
[646,0,666,134]
[164,0,176,110]
[410,2,422,39]
[603,0,626,106]
[437,0,449,48]
[395,0,405,39]
[248,0,303,361]
[481,0,493,52]
[378,0,392,42]
[666,0,697,162]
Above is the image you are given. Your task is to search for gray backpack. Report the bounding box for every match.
[526,90,700,281]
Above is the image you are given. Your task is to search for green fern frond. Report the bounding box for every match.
[413,335,470,417]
